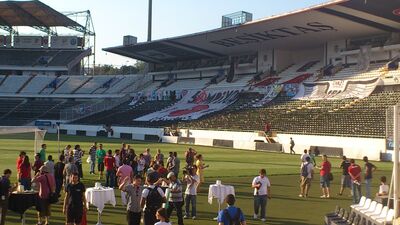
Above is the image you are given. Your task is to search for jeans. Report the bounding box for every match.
[352,182,361,204]
[90,160,95,173]
[55,178,63,196]
[106,170,115,187]
[127,211,141,225]
[365,178,372,199]
[167,201,184,225]
[185,194,197,217]
[76,162,83,178]
[254,195,268,219]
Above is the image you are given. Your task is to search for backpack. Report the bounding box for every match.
[223,207,242,225]
[301,163,310,177]
[145,187,163,211]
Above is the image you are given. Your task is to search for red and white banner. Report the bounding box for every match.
[135,88,242,121]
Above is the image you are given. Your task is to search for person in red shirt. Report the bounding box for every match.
[104,150,116,188]
[18,155,31,190]
[16,151,26,179]
[316,155,331,198]
[348,159,362,204]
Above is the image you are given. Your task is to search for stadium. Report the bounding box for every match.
[0,0,400,224]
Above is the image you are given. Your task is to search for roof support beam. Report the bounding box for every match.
[32,26,57,36]
[0,26,18,35]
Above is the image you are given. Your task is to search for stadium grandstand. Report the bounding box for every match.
[0,0,400,162]
[0,0,95,76]
[2,0,400,224]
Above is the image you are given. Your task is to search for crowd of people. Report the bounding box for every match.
[0,140,387,225]
[298,150,384,205]
[0,142,263,225]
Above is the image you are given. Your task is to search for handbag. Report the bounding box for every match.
[327,172,334,181]
[45,174,58,204]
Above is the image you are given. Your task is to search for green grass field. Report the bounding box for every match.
[0,133,393,225]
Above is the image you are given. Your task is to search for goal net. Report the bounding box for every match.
[0,126,47,154]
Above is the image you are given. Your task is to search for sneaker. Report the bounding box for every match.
[261,218,266,222]
[192,216,196,220]
[253,214,258,219]
[326,195,330,198]
[298,194,304,197]
[183,215,188,219]
[320,195,326,198]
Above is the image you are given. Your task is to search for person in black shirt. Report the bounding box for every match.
[0,169,11,225]
[339,156,351,196]
[63,172,86,225]
[54,155,65,197]
[363,156,377,199]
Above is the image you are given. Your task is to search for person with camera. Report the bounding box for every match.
[348,159,362,204]
[184,148,197,167]
[63,172,87,225]
[159,172,184,225]
[120,175,143,225]
[251,169,271,222]
[32,165,56,225]
[183,166,199,220]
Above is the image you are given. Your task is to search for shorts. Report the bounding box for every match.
[36,198,51,217]
[320,175,330,188]
[300,176,312,187]
[67,207,83,224]
[341,175,351,188]
[98,162,105,171]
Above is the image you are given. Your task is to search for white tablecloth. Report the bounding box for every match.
[208,184,235,204]
[85,187,116,213]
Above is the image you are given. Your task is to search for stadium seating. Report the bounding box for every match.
[19,75,55,94]
[74,100,176,126]
[75,75,115,94]
[177,90,399,137]
[0,75,31,93]
[319,62,386,81]
[53,76,91,94]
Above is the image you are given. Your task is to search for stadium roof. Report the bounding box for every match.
[104,0,400,63]
[0,1,83,28]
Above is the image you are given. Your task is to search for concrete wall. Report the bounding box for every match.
[276,134,385,161]
[51,124,385,161]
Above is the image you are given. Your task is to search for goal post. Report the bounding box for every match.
[0,126,47,154]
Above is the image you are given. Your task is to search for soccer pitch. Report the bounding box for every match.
[0,133,393,225]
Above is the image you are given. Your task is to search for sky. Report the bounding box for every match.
[37,0,329,67]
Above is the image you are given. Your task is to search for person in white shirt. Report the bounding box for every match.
[300,149,310,163]
[251,169,271,222]
[184,166,199,220]
[44,155,55,174]
[299,157,314,198]
[155,208,172,225]
[376,176,389,196]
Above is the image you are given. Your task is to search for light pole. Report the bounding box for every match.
[148,0,152,42]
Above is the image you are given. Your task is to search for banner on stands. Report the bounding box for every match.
[294,78,380,100]
[135,88,242,121]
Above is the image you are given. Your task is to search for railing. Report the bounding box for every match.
[60,95,131,121]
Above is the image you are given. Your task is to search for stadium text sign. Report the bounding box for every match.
[210,22,337,47]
